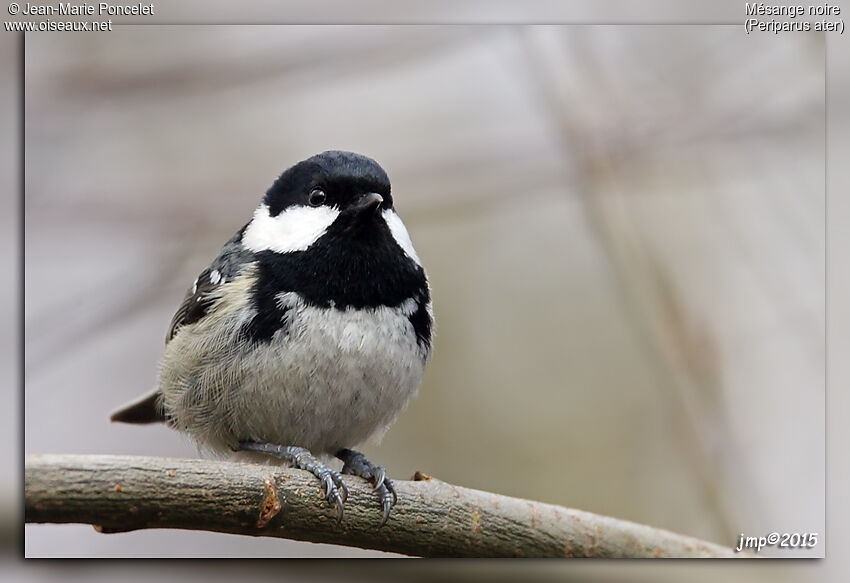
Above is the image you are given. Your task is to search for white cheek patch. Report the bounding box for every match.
[382,209,421,265]
[243,204,340,254]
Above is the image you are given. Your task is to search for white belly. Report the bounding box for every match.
[159,282,427,456]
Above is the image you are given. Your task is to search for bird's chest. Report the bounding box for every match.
[230,295,427,451]
[276,294,425,371]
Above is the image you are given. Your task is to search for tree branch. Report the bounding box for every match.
[25,454,736,558]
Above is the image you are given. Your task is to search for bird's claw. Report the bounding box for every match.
[318,468,347,522]
[376,478,396,527]
[371,466,386,489]
[337,448,398,527]
[238,441,348,523]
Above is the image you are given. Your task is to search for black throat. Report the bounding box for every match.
[244,215,429,342]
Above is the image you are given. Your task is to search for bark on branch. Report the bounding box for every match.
[25,454,736,558]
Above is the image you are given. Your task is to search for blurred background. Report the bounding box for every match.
[22,25,824,558]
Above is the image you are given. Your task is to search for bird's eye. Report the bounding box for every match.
[308,189,326,207]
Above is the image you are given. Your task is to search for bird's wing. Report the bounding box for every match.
[112,225,255,425]
[166,224,254,344]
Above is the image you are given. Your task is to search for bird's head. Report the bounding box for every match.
[242,151,418,264]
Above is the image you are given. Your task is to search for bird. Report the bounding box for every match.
[110,151,433,526]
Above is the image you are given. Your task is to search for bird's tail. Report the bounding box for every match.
[110,389,166,424]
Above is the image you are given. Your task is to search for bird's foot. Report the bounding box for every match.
[335,448,397,527]
[238,441,348,522]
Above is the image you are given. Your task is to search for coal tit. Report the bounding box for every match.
[111,151,433,525]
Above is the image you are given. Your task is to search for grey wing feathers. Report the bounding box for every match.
[166,224,254,343]
[165,267,218,343]
[112,225,254,425]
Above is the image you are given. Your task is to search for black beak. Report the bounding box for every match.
[348,192,384,216]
